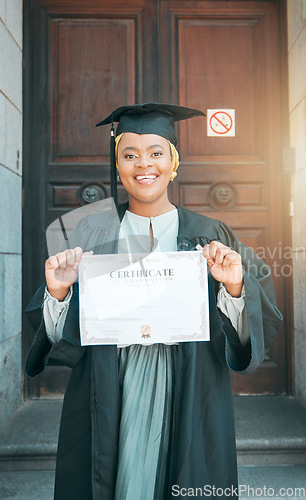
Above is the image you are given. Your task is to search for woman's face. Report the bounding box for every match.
[117,133,173,208]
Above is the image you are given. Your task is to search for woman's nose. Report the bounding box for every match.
[135,156,152,168]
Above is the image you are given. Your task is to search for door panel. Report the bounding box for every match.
[178,19,264,160]
[23,0,290,397]
[50,19,136,162]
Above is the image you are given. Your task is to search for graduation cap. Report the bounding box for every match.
[96,103,206,207]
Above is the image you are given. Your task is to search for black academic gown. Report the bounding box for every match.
[25,204,282,500]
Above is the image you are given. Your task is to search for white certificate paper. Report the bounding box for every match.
[79,251,210,346]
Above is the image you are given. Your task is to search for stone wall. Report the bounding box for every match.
[287,0,306,406]
[0,0,23,424]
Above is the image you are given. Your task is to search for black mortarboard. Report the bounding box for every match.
[96,103,206,207]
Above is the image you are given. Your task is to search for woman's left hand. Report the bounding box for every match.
[202,241,243,297]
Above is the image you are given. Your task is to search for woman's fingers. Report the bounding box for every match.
[45,255,59,270]
[203,242,240,266]
[74,247,84,263]
[203,244,212,263]
[65,248,75,268]
[56,251,68,269]
[214,247,229,266]
[45,247,94,277]
[203,242,224,266]
[202,241,243,290]
[72,248,93,270]
[45,247,87,273]
[223,251,241,268]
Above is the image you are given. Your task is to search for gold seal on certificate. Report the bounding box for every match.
[141,325,151,339]
[79,251,210,346]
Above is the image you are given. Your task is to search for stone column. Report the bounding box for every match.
[287,0,306,406]
[0,0,23,424]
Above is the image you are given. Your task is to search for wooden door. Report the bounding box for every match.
[23,0,290,397]
[23,0,159,397]
[158,0,290,394]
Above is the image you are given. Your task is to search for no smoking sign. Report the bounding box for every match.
[207,109,235,137]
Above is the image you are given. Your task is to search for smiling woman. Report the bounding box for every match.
[25,103,282,500]
[116,133,174,216]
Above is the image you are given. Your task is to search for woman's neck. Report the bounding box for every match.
[127,198,175,218]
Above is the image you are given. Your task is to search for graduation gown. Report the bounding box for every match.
[25,204,282,500]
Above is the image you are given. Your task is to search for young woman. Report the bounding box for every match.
[26,103,282,500]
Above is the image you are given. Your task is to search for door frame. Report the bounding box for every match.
[22,0,293,399]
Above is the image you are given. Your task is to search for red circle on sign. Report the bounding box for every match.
[209,111,233,135]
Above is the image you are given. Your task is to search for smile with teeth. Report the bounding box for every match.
[135,173,158,180]
[134,173,158,181]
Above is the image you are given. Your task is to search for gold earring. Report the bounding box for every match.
[170,171,177,182]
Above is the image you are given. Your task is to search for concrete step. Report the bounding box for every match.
[0,471,55,500]
[0,396,306,472]
[0,400,62,472]
[0,466,306,500]
[238,465,306,499]
[235,396,306,466]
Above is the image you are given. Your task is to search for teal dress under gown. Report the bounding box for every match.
[115,209,179,499]
[116,343,177,499]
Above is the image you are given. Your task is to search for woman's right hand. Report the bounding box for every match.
[45,247,92,301]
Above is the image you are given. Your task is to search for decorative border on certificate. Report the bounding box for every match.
[80,308,120,344]
[79,250,210,346]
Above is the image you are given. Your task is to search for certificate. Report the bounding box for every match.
[79,251,210,345]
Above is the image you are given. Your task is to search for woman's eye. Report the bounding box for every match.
[125,154,136,159]
[152,152,162,157]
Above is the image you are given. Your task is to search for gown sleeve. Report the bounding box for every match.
[25,281,85,377]
[216,221,283,374]
[217,284,250,345]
